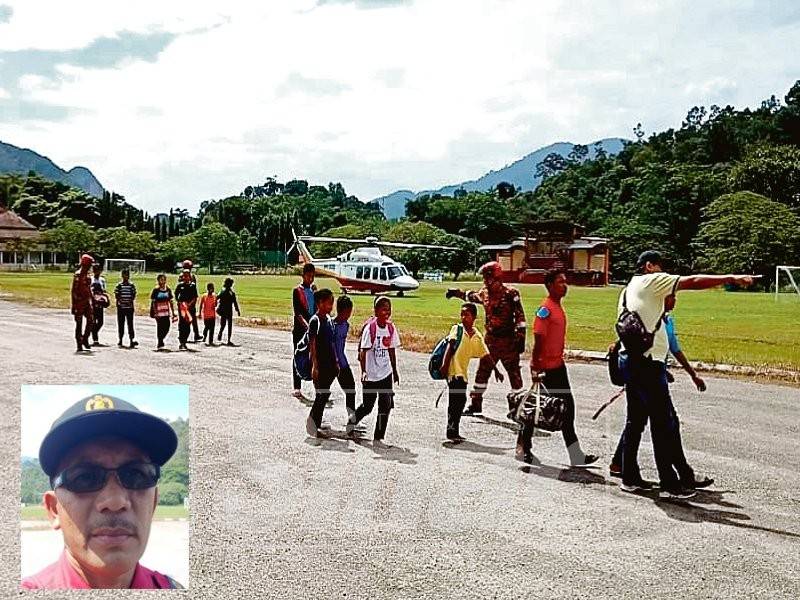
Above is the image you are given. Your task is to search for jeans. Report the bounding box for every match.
[619,353,694,488]
[310,369,338,428]
[156,316,170,346]
[353,375,394,440]
[517,364,578,454]
[447,377,468,437]
[337,366,357,413]
[117,307,135,342]
[91,306,104,342]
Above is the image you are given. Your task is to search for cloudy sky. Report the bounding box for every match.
[1,0,798,213]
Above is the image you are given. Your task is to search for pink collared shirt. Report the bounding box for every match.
[21,549,178,590]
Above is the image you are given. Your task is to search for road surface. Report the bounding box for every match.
[0,300,797,598]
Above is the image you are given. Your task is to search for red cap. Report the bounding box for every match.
[182,259,192,268]
[479,261,503,279]
[80,254,93,266]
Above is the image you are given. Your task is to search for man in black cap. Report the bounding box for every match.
[21,394,184,590]
[615,250,756,500]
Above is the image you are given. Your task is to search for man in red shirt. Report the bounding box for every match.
[516,269,598,466]
[21,394,183,590]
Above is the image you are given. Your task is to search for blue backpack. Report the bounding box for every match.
[293,316,319,381]
[429,324,464,380]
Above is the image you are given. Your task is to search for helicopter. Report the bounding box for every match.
[288,229,457,296]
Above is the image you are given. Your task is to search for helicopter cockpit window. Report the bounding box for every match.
[388,266,402,279]
[380,268,387,281]
[372,267,379,280]
[356,266,364,279]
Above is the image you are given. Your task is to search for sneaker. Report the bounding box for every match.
[682,476,715,489]
[620,480,656,493]
[305,416,318,437]
[226,341,235,347]
[194,335,203,342]
[462,406,482,416]
[319,420,332,431]
[326,399,334,408]
[373,439,390,449]
[130,340,138,348]
[659,486,696,500]
[292,390,308,401]
[179,344,187,350]
[571,454,600,467]
[609,463,622,478]
[446,434,466,444]
[118,340,124,347]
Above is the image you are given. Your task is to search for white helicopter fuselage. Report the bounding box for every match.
[303,245,420,294]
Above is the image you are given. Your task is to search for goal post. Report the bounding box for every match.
[775,265,800,300]
[104,258,147,275]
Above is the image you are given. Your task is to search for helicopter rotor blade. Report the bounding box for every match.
[376,241,459,250]
[299,236,370,244]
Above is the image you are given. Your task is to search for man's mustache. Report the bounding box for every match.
[89,516,139,537]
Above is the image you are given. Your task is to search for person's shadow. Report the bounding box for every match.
[365,441,419,465]
[653,489,800,539]
[520,462,613,487]
[304,434,355,453]
[442,439,510,456]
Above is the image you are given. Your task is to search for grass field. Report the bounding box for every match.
[1,271,798,370]
[21,504,189,521]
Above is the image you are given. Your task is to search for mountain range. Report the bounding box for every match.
[370,138,627,219]
[0,140,105,198]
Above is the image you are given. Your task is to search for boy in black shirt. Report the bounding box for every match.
[306,288,338,438]
[174,269,198,350]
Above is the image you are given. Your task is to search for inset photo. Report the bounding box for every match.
[20,385,189,590]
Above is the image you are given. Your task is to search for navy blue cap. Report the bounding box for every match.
[39,394,178,477]
[636,250,663,270]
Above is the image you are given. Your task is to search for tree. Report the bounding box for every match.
[238,228,258,263]
[157,234,197,271]
[535,152,569,180]
[495,181,516,200]
[193,222,238,274]
[728,144,800,207]
[41,218,98,265]
[694,191,800,281]
[158,481,187,505]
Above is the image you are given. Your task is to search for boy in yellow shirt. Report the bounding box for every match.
[441,303,504,442]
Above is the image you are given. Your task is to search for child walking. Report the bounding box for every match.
[114,268,138,348]
[201,282,217,346]
[347,296,401,446]
[333,295,357,422]
[149,273,176,350]
[174,269,198,350]
[216,277,241,346]
[305,289,339,438]
[440,303,503,442]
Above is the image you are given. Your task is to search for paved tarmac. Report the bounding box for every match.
[0,300,798,599]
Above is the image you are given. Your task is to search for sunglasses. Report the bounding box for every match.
[52,461,160,493]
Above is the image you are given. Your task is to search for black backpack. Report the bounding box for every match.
[615,289,664,358]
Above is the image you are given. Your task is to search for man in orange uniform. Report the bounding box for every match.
[517,269,598,466]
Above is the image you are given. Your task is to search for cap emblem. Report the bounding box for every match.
[85,395,115,411]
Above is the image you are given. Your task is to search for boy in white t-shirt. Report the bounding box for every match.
[346,296,401,445]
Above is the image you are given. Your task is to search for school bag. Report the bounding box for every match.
[360,316,396,348]
[293,315,319,381]
[429,324,464,380]
[615,289,664,358]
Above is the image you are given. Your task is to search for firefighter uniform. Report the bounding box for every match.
[71,256,94,350]
[463,284,527,412]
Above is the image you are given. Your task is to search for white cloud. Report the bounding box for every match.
[1,0,798,212]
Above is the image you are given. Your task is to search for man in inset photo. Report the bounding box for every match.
[21,393,185,590]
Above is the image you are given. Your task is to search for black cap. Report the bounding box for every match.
[636,250,663,270]
[39,394,178,477]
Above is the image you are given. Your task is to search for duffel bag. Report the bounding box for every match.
[507,382,567,432]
